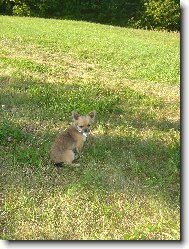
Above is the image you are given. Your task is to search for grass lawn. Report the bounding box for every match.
[0,15,180,240]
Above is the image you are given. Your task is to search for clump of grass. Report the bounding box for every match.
[0,15,180,240]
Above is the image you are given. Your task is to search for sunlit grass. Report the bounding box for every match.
[0,15,180,240]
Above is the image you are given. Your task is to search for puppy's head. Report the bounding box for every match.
[72,110,96,134]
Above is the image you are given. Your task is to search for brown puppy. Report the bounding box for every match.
[50,110,96,167]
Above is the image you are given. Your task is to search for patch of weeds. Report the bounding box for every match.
[12,146,43,167]
[0,119,26,146]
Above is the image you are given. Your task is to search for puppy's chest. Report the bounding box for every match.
[81,134,87,142]
[75,133,87,143]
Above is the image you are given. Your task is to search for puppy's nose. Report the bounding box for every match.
[83,128,88,133]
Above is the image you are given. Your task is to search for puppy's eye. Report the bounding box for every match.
[79,125,84,128]
[87,124,91,127]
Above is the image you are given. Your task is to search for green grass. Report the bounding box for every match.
[0,15,180,240]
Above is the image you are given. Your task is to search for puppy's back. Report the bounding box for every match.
[50,126,77,163]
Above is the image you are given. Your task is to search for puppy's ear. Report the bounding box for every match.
[88,110,96,121]
[72,111,80,121]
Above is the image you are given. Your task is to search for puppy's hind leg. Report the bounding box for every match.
[53,150,74,168]
[63,150,76,165]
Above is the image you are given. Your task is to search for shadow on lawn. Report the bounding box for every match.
[1,74,180,207]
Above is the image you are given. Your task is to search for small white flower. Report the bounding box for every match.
[11,107,17,113]
[7,137,12,142]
